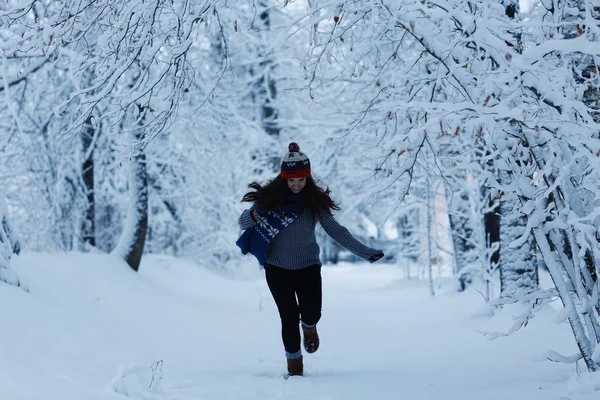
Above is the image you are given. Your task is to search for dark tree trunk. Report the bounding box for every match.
[80,115,96,248]
[484,196,501,272]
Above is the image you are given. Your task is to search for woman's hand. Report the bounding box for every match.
[251,210,259,221]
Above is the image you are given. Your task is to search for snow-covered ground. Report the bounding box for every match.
[1,253,598,400]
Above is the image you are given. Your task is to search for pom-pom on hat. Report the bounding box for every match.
[280,142,311,179]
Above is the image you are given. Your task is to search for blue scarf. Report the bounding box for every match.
[236,191,304,266]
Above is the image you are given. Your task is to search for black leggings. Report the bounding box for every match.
[265,263,322,357]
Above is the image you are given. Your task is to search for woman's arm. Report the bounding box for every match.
[238,203,260,230]
[319,212,384,262]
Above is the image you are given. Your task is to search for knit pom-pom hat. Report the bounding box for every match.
[280,142,311,179]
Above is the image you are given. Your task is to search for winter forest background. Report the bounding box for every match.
[1,0,600,386]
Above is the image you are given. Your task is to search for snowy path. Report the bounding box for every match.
[1,253,597,400]
[155,264,580,400]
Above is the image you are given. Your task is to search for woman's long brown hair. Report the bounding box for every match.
[241,176,340,225]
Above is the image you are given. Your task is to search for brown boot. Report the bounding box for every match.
[302,324,319,353]
[287,355,303,376]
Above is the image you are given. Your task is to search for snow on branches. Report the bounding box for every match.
[1,0,218,151]
[303,0,600,371]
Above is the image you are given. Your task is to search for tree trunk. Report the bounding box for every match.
[484,195,501,273]
[248,0,280,173]
[497,0,540,296]
[445,182,477,291]
[533,225,599,372]
[556,0,600,122]
[80,114,96,248]
[0,193,22,288]
[113,107,148,272]
[397,212,419,264]
[57,175,77,251]
[426,182,434,296]
[147,172,183,255]
[498,194,538,296]
[257,0,280,139]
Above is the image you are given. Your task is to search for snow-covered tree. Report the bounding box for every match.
[1,0,229,270]
[0,193,22,288]
[444,180,478,291]
[112,106,148,272]
[299,0,599,370]
[497,189,539,296]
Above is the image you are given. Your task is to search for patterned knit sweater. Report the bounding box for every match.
[238,204,382,270]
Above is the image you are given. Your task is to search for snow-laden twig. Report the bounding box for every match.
[533,350,583,364]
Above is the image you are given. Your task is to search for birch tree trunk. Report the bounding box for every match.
[533,224,599,372]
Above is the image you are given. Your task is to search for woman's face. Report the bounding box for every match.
[287,177,307,193]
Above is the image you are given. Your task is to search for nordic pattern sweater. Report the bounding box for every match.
[238,205,382,270]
